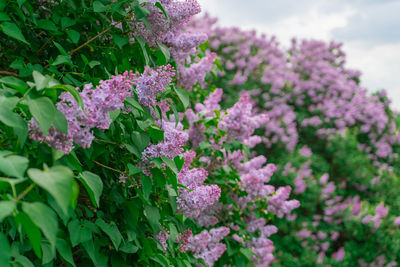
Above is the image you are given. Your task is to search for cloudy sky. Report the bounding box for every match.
[198,0,400,110]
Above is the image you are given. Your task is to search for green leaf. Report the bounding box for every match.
[119,242,138,254]
[56,238,76,267]
[173,86,189,109]
[71,181,79,210]
[155,2,170,27]
[113,34,129,49]
[88,60,100,69]
[131,131,150,152]
[0,12,10,22]
[0,96,21,121]
[66,29,80,44]
[148,126,164,142]
[27,166,73,215]
[161,157,177,175]
[134,36,150,66]
[32,70,52,91]
[13,255,34,267]
[0,153,29,178]
[125,144,141,158]
[15,212,42,258]
[95,218,123,250]
[54,109,68,135]
[78,171,103,208]
[240,248,253,261]
[174,155,185,172]
[0,233,11,266]
[61,17,76,29]
[17,0,26,7]
[144,205,160,232]
[140,174,152,200]
[0,76,28,94]
[127,164,142,175]
[68,219,92,247]
[0,22,29,44]
[52,55,71,66]
[125,97,144,112]
[134,5,150,20]
[37,20,58,32]
[0,99,28,145]
[82,239,108,267]
[168,99,179,127]
[41,241,56,265]
[155,42,170,65]
[51,42,67,57]
[51,84,85,111]
[109,109,120,123]
[93,1,107,12]
[0,201,15,222]
[22,202,58,249]
[28,97,56,135]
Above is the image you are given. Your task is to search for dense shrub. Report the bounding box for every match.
[0,1,297,266]
[192,14,400,266]
[1,1,400,266]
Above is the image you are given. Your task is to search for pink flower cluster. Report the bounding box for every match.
[177,52,216,90]
[156,227,170,251]
[362,203,389,229]
[267,186,300,218]
[186,88,223,146]
[176,151,221,218]
[176,229,193,253]
[219,93,269,147]
[136,64,175,108]
[188,226,230,267]
[29,71,137,153]
[143,121,188,161]
[131,0,202,48]
[183,90,299,265]
[191,15,400,169]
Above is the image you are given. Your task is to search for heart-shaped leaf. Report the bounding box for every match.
[0,153,29,178]
[78,171,103,208]
[28,97,56,135]
[27,166,73,215]
[22,202,58,250]
[0,201,15,222]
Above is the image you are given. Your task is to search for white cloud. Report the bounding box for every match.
[197,0,400,110]
[344,42,400,109]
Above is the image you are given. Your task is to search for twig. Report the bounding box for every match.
[36,36,55,54]
[94,138,122,146]
[14,184,36,202]
[93,160,125,175]
[68,25,114,56]
[44,19,124,69]
[0,70,18,77]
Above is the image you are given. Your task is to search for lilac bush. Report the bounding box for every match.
[189,13,400,266]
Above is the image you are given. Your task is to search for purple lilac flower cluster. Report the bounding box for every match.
[176,151,221,219]
[177,52,217,90]
[190,15,400,170]
[136,64,175,108]
[142,121,188,161]
[130,0,207,63]
[29,71,137,153]
[184,90,299,265]
[188,226,230,267]
[219,93,269,147]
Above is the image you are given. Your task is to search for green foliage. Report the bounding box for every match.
[0,0,203,265]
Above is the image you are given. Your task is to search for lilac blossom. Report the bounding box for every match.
[188,227,230,267]
[29,71,137,154]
